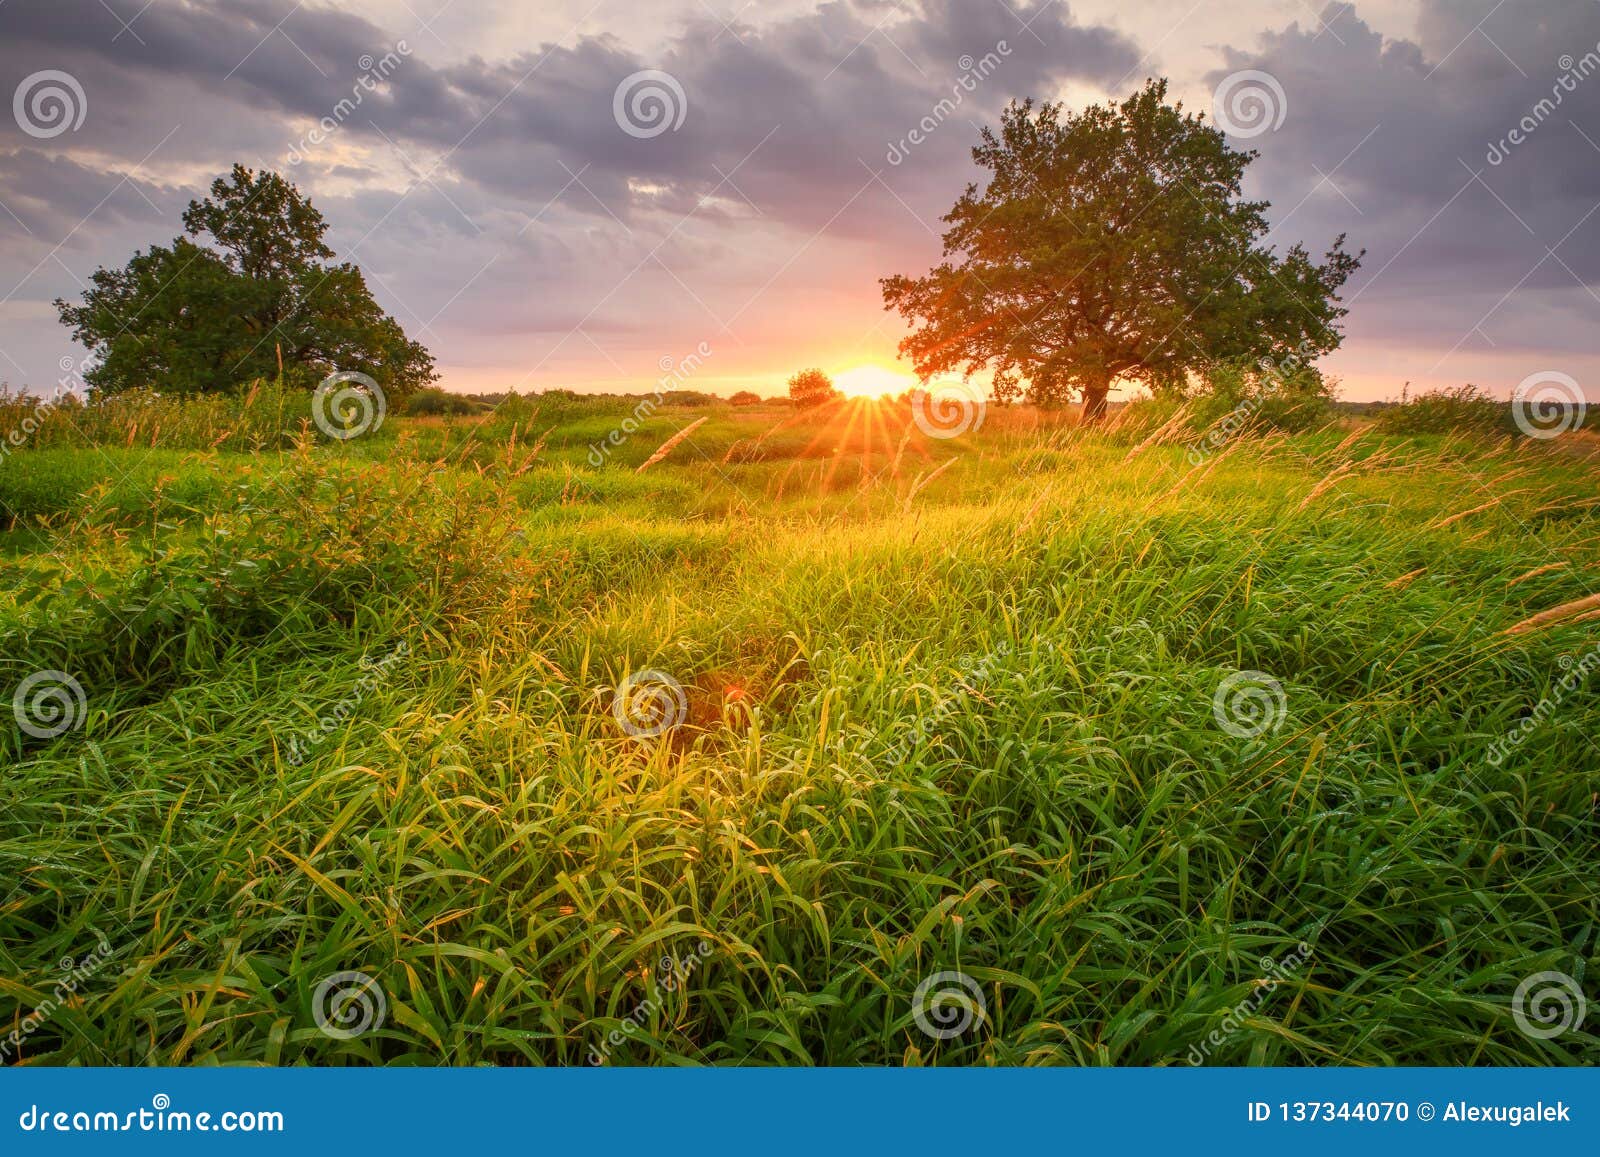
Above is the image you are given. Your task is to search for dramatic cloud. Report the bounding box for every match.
[1207,0,1600,391]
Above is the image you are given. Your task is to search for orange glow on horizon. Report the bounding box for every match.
[833,364,916,398]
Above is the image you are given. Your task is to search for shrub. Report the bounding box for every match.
[729,390,762,406]
[404,388,486,417]
[1373,385,1511,436]
[1252,392,1333,432]
[660,390,719,406]
[788,368,840,409]
[1162,362,1335,448]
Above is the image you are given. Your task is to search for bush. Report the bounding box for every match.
[788,368,841,409]
[1373,385,1511,436]
[661,390,719,406]
[1251,392,1334,433]
[1176,361,1336,443]
[729,390,762,406]
[404,388,487,417]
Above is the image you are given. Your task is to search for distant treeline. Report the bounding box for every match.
[451,388,772,410]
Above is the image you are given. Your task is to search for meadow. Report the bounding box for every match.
[1,386,1597,1065]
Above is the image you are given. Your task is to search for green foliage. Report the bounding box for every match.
[788,368,840,409]
[659,390,720,407]
[1189,360,1336,435]
[1,398,1597,1067]
[881,80,1362,419]
[55,164,435,399]
[2,447,533,701]
[0,449,228,524]
[1250,392,1333,433]
[0,381,377,458]
[403,388,489,417]
[1373,385,1515,436]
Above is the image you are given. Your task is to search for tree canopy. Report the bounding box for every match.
[881,80,1361,420]
[57,165,435,398]
[788,368,841,409]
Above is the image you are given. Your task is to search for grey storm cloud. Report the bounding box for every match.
[0,0,1142,225]
[1209,1,1600,362]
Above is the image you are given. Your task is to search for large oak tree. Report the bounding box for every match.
[57,165,434,398]
[881,80,1361,420]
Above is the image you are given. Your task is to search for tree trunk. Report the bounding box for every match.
[1080,379,1110,425]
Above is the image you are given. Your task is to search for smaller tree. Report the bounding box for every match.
[729,390,762,406]
[788,369,840,409]
[57,164,434,398]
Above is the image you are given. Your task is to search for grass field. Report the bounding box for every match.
[1,389,1597,1065]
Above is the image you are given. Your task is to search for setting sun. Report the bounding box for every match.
[833,365,915,398]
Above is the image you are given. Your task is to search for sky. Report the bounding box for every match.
[1,0,1598,403]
